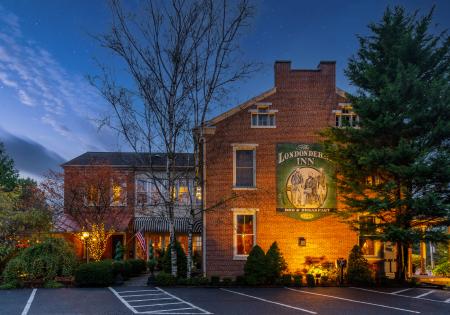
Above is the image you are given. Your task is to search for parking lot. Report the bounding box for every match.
[1,286,449,315]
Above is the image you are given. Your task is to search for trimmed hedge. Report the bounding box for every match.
[75,261,113,287]
[161,241,187,278]
[155,272,177,286]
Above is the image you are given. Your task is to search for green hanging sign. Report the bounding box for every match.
[276,143,336,221]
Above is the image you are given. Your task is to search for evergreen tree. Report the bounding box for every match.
[347,245,372,285]
[323,6,450,281]
[0,142,18,192]
[265,241,287,284]
[244,245,267,285]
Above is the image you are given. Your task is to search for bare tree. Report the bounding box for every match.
[91,0,257,276]
[42,163,131,261]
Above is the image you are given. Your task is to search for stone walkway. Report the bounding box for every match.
[123,272,151,286]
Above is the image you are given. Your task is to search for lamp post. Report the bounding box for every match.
[81,231,90,263]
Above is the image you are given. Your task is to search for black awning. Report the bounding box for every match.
[134,217,202,233]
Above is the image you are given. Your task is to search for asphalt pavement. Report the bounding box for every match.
[1,285,449,315]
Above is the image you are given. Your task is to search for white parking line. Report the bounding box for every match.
[121,293,165,298]
[109,287,212,314]
[445,297,450,303]
[221,288,317,314]
[118,289,160,294]
[21,289,37,315]
[155,287,212,314]
[350,287,450,304]
[415,290,434,298]
[392,288,412,294]
[286,287,420,314]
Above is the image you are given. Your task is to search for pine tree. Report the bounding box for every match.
[0,142,18,192]
[347,245,372,285]
[323,6,450,281]
[265,241,287,284]
[244,245,267,285]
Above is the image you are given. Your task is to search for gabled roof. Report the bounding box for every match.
[206,88,276,126]
[62,152,194,168]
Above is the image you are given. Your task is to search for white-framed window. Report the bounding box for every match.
[232,209,257,260]
[334,104,359,128]
[250,103,277,128]
[111,179,127,206]
[232,144,257,189]
[359,215,376,256]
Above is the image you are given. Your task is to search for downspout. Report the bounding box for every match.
[201,135,207,277]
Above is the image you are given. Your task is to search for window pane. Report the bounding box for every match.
[258,114,268,126]
[236,150,253,167]
[269,114,275,126]
[335,115,340,127]
[251,114,257,126]
[237,234,254,255]
[137,192,147,205]
[243,215,253,234]
[359,238,375,255]
[236,167,253,186]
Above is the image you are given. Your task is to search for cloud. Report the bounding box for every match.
[0,128,65,180]
[0,5,106,121]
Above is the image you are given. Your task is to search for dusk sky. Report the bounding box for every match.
[0,0,449,180]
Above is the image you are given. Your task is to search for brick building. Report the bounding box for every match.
[201,60,391,277]
[57,152,202,261]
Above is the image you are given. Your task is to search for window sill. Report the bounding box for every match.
[233,255,249,261]
[232,186,257,191]
[250,125,276,128]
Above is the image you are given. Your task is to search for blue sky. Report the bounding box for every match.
[0,0,448,180]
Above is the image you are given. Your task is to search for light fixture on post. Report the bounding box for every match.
[80,231,90,263]
[298,237,306,246]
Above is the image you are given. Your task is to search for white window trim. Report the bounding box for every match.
[358,214,377,257]
[232,144,257,190]
[232,208,258,260]
[250,109,277,128]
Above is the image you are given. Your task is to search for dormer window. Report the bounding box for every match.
[250,103,277,128]
[334,103,359,128]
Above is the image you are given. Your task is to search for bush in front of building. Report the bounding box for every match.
[293,275,302,287]
[306,274,315,287]
[1,238,77,288]
[265,242,287,284]
[244,245,267,285]
[155,272,177,286]
[128,259,147,275]
[74,261,114,287]
[433,261,450,277]
[161,241,187,278]
[347,245,373,286]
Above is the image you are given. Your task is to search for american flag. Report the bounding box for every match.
[136,230,146,252]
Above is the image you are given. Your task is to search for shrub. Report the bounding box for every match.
[293,275,302,287]
[123,260,133,278]
[190,276,209,286]
[306,274,315,287]
[0,281,19,289]
[235,275,246,286]
[2,238,77,285]
[265,242,287,284]
[43,280,64,288]
[222,277,233,286]
[281,274,292,286]
[347,245,372,286]
[210,276,220,286]
[128,259,146,275]
[162,241,187,278]
[155,272,176,286]
[244,245,266,285]
[74,261,113,287]
[112,261,124,276]
[433,262,450,277]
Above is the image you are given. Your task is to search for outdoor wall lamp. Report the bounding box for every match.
[298,237,306,246]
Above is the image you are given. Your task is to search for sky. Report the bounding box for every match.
[0,0,449,180]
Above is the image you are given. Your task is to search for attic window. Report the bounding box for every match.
[334,104,359,128]
[250,104,276,128]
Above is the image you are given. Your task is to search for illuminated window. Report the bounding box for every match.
[334,104,359,128]
[193,235,202,254]
[359,216,376,256]
[233,210,256,259]
[112,180,127,206]
[86,186,99,205]
[178,185,189,203]
[233,146,256,188]
[250,104,276,128]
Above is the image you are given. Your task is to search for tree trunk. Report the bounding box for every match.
[169,220,177,277]
[187,217,193,279]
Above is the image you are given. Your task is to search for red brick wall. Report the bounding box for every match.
[204,60,357,277]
